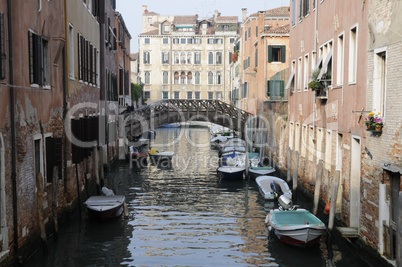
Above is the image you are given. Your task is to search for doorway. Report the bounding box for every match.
[350,136,361,228]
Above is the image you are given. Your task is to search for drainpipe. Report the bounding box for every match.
[7,0,18,253]
[313,0,318,141]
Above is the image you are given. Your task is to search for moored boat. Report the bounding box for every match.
[149,148,174,163]
[84,195,126,221]
[217,166,245,180]
[265,208,326,247]
[256,176,292,200]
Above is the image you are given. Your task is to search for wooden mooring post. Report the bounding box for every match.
[292,151,299,203]
[328,171,340,230]
[313,160,323,215]
[287,148,292,183]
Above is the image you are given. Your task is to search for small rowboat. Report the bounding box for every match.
[84,195,126,221]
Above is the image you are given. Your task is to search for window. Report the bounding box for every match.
[187,72,192,84]
[147,17,152,24]
[143,51,150,64]
[174,72,179,84]
[208,92,214,100]
[187,52,192,64]
[187,91,193,99]
[195,91,200,100]
[144,71,150,84]
[208,72,213,84]
[187,38,193,44]
[144,38,150,44]
[195,72,200,85]
[248,27,251,38]
[202,23,207,29]
[164,25,169,32]
[256,26,258,37]
[230,38,235,43]
[180,38,186,44]
[162,51,169,64]
[373,49,386,115]
[229,52,233,64]
[29,31,50,86]
[297,57,302,92]
[181,52,186,64]
[216,72,222,85]
[174,52,179,64]
[163,71,168,84]
[292,0,296,26]
[349,26,357,83]
[337,34,344,85]
[207,38,214,44]
[68,24,74,79]
[304,54,309,91]
[244,30,247,41]
[208,52,213,64]
[180,71,186,84]
[173,38,179,44]
[242,82,248,98]
[162,91,168,99]
[268,45,286,63]
[174,91,180,99]
[216,52,222,64]
[299,0,310,18]
[255,49,258,67]
[216,92,222,100]
[194,52,201,64]
[194,38,202,44]
[144,91,150,99]
[163,38,169,44]
[216,38,222,44]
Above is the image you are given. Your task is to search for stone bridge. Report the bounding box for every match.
[123,99,252,140]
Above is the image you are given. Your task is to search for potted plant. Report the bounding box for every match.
[365,112,374,131]
[231,50,239,63]
[373,113,384,131]
[308,69,324,91]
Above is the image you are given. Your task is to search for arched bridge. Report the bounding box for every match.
[124,99,252,139]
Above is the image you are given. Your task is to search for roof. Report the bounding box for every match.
[264,24,290,35]
[139,29,159,36]
[173,16,197,25]
[215,16,238,22]
[250,6,290,17]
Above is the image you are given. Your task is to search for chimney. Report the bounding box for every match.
[143,5,148,13]
[214,10,219,19]
[242,8,247,22]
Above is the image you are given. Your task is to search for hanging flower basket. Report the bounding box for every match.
[365,112,383,133]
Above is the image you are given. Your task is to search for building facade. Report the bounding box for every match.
[138,5,239,104]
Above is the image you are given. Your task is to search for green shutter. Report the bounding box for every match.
[280,80,285,97]
[267,80,271,96]
[268,45,272,62]
[281,45,286,63]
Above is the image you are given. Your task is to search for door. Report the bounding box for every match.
[350,136,361,227]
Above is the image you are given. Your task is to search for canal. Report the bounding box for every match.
[24,127,365,266]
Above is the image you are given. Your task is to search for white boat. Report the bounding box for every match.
[249,166,276,179]
[210,136,228,149]
[217,166,245,180]
[84,195,126,221]
[265,208,326,247]
[255,176,292,200]
[149,150,174,162]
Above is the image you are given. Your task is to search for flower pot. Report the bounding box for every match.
[375,125,382,131]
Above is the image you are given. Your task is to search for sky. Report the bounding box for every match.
[116,0,290,53]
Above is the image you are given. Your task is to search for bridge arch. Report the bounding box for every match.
[124,99,252,139]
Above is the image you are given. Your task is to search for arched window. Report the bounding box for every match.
[181,52,186,64]
[195,72,200,85]
[187,72,192,84]
[174,72,179,84]
[145,71,150,84]
[216,72,222,85]
[174,52,179,64]
[208,52,213,65]
[208,72,213,84]
[195,52,201,64]
[163,71,169,84]
[187,52,192,64]
[180,71,186,84]
[216,52,222,64]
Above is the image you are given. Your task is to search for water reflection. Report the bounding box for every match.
[24,127,365,267]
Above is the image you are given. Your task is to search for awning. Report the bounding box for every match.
[317,50,332,81]
[382,163,402,174]
[312,56,324,75]
[285,69,296,90]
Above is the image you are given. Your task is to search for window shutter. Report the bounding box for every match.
[28,31,34,84]
[267,80,271,96]
[280,80,285,97]
[0,13,5,79]
[268,45,273,62]
[36,35,43,85]
[281,45,286,63]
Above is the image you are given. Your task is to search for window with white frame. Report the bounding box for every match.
[194,52,201,64]
[349,26,357,83]
[297,57,302,92]
[187,91,193,99]
[29,31,50,86]
[216,52,222,64]
[164,25,169,32]
[162,51,169,64]
[208,52,214,65]
[143,51,150,64]
[187,72,192,84]
[373,49,386,115]
[208,92,213,100]
[216,72,222,85]
[144,38,150,44]
[195,72,200,85]
[304,54,309,91]
[180,71,186,84]
[163,38,168,44]
[216,92,222,100]
[187,52,192,64]
[195,91,200,100]
[181,52,186,64]
[174,91,180,99]
[163,71,168,84]
[174,72,179,84]
[162,91,169,99]
[144,71,150,84]
[337,33,344,85]
[144,91,150,99]
[174,52,179,64]
[208,72,213,84]
[311,51,316,71]
[69,24,74,79]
